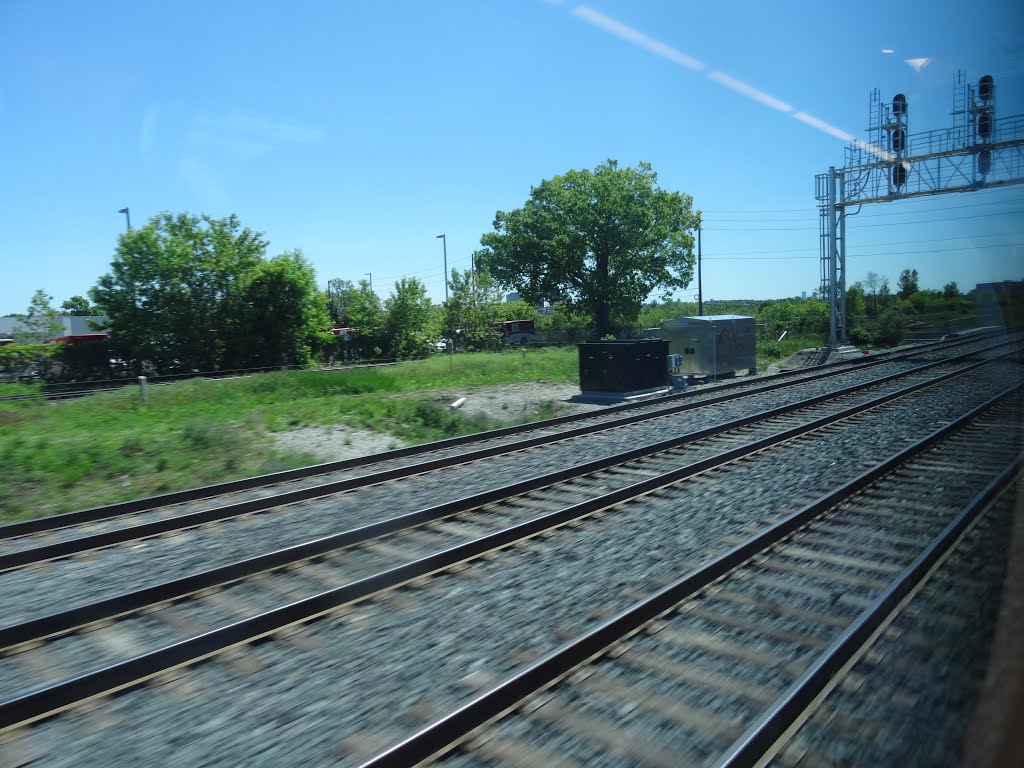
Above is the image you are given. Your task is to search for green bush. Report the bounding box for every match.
[847,327,872,346]
[875,310,906,347]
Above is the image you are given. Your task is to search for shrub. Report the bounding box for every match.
[848,327,872,347]
[875,310,906,347]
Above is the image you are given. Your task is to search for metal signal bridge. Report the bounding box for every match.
[817,71,1024,347]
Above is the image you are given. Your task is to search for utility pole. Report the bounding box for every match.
[365,272,373,293]
[697,211,703,316]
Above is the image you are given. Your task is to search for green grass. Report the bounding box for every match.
[0,348,579,522]
[0,381,43,397]
[755,334,825,372]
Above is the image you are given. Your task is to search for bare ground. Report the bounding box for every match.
[269,381,603,462]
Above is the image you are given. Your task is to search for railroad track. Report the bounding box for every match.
[0,341,1019,760]
[0,334,1014,572]
[0,341,1015,632]
[0,331,1007,546]
[356,389,1022,768]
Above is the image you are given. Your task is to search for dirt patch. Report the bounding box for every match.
[417,381,601,422]
[270,425,406,463]
[268,381,603,462]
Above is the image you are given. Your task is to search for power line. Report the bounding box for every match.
[705,208,1023,231]
[703,241,1022,261]
[706,231,1017,257]
[703,197,1024,223]
[701,185,1024,214]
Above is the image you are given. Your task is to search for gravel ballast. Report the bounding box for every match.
[1,361,1020,767]
[0,352,1012,623]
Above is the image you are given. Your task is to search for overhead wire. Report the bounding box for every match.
[703,242,1022,261]
[704,208,1023,231]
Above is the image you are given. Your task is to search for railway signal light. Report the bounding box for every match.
[979,75,994,102]
[978,111,993,139]
[978,149,991,176]
[892,162,907,188]
[892,94,907,119]
[891,127,906,153]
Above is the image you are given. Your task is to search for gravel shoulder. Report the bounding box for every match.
[269,381,603,462]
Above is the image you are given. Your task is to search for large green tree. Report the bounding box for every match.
[60,295,97,316]
[383,277,435,358]
[897,268,919,300]
[91,212,323,371]
[443,268,504,349]
[242,250,332,367]
[477,160,697,337]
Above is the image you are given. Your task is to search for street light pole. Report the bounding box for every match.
[365,272,373,293]
[435,234,448,304]
[118,207,131,232]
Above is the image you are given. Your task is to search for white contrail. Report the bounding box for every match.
[569,4,876,152]
[572,5,705,72]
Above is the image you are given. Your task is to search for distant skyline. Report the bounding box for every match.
[2,0,1021,314]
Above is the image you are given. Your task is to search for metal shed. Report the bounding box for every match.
[653,315,756,378]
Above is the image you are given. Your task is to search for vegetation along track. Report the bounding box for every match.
[0,341,1019,760]
[360,389,1023,768]
[0,338,1016,623]
[0,332,1013,565]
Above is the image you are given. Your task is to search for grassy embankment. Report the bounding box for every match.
[0,338,818,523]
[0,348,578,522]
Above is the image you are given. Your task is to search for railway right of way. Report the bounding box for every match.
[0,330,1008,550]
[0,342,1019,750]
[0,331,1014,569]
[0,337,1016,623]
[0,346,1019,766]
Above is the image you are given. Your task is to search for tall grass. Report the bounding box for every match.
[0,348,579,522]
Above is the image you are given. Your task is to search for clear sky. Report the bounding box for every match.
[2,0,1022,314]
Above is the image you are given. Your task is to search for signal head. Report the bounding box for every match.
[892,93,907,118]
[979,75,994,102]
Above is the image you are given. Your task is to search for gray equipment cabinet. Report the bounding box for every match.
[652,315,756,377]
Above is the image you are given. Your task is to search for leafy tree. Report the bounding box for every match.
[757,298,828,340]
[325,278,374,328]
[845,281,867,327]
[864,271,881,316]
[494,299,540,324]
[342,279,382,331]
[443,268,504,350]
[897,268,919,300]
[61,295,96,315]
[91,212,321,372]
[875,308,906,346]
[383,277,435,358]
[943,281,959,299]
[878,276,893,312]
[11,290,63,343]
[477,159,697,337]
[242,250,331,367]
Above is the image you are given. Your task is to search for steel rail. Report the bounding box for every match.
[355,384,1022,768]
[0,345,1010,572]
[1,331,1005,539]
[2,352,1005,650]
[0,372,1017,734]
[712,457,1024,768]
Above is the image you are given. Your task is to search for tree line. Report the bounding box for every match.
[2,159,1002,381]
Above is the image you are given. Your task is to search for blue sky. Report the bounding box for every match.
[1,0,1022,314]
